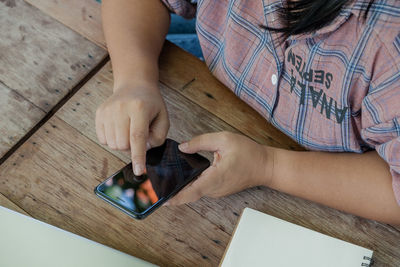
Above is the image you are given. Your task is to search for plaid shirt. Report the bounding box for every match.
[161,0,400,205]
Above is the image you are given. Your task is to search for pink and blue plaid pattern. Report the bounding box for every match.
[161,0,400,205]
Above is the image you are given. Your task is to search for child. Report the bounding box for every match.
[96,0,400,225]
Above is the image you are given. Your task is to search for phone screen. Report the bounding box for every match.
[95,139,210,218]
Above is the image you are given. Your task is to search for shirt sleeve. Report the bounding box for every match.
[160,0,196,19]
[360,35,400,206]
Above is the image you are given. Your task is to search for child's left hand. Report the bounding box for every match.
[166,131,275,205]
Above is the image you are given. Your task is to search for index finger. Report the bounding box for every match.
[130,115,149,176]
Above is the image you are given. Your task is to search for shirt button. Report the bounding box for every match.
[271,74,278,85]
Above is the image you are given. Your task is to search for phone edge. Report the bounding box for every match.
[93,141,211,220]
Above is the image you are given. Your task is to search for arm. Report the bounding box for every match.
[166,132,400,226]
[102,0,170,89]
[269,148,400,225]
[96,0,171,176]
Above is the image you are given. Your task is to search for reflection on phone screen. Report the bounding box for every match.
[97,139,210,214]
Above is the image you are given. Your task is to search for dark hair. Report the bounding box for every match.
[263,0,374,40]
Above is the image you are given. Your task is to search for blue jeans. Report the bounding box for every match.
[166,14,203,59]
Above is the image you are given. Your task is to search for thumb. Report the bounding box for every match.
[178,132,224,154]
[166,166,216,205]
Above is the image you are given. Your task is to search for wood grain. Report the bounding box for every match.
[0,82,45,158]
[6,1,400,266]
[0,0,106,112]
[0,0,106,158]
[24,0,105,48]
[57,63,400,266]
[24,0,302,150]
[0,192,29,216]
[0,117,229,266]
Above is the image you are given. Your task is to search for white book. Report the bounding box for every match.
[0,206,157,267]
[220,208,373,267]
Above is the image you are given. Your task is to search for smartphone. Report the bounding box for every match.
[94,138,210,219]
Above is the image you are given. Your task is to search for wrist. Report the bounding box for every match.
[261,146,292,188]
[113,77,160,94]
[254,145,276,188]
[267,148,297,190]
[112,62,160,93]
[262,146,276,187]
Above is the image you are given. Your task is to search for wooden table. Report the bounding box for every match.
[1,1,399,266]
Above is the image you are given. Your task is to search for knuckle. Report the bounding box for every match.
[104,100,129,114]
[113,100,125,111]
[131,154,145,162]
[132,99,146,111]
[130,130,147,141]
[117,142,130,151]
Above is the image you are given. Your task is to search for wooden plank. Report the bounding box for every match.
[0,82,45,158]
[0,193,29,216]
[0,0,106,112]
[56,63,400,266]
[0,116,229,266]
[9,1,400,265]
[24,0,105,48]
[0,0,106,158]
[24,0,303,150]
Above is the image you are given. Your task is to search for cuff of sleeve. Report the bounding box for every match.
[160,0,196,19]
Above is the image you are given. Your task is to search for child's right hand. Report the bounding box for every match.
[95,83,170,176]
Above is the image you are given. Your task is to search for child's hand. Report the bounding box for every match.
[95,83,169,175]
[166,131,275,205]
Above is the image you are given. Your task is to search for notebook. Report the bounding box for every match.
[0,206,158,267]
[220,208,373,267]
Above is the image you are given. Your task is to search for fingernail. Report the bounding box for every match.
[134,164,143,176]
[163,202,169,207]
[146,142,152,150]
[179,142,188,151]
